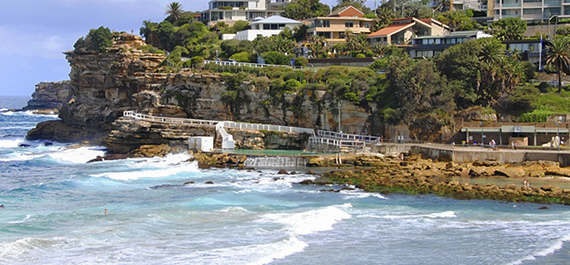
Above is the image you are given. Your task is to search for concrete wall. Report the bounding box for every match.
[377,143,570,167]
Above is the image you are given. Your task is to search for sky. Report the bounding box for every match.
[0,0,376,97]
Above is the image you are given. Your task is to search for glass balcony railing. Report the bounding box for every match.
[544,0,562,6]
[502,3,522,7]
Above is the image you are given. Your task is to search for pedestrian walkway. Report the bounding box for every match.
[123,111,380,151]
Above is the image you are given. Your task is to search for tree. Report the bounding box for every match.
[546,37,570,94]
[165,2,184,23]
[232,20,250,33]
[436,10,477,31]
[264,51,290,65]
[282,0,330,20]
[74,26,113,53]
[140,20,160,46]
[346,33,370,54]
[489,17,527,41]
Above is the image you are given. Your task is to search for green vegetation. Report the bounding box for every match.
[74,26,113,53]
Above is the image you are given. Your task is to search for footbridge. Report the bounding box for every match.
[122,111,381,151]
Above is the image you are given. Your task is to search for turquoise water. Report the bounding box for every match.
[2,97,570,264]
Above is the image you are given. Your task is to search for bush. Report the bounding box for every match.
[538,82,552,93]
[74,26,113,53]
[220,90,238,103]
[365,51,374,57]
[294,57,309,67]
[229,51,251,62]
[264,51,290,65]
[136,45,164,54]
[356,53,366,58]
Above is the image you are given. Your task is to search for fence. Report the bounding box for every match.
[223,121,316,136]
[317,130,381,143]
[123,111,219,127]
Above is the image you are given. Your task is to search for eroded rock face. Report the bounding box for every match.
[23,81,73,112]
[27,33,382,152]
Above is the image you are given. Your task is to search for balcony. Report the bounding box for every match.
[502,2,522,7]
[544,0,562,6]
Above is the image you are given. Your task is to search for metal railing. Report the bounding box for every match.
[123,111,220,126]
[317,130,382,143]
[223,121,316,136]
[123,111,316,136]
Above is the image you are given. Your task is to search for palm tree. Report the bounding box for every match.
[478,38,504,64]
[165,2,183,23]
[546,37,570,94]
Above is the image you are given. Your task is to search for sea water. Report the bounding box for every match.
[1,96,570,265]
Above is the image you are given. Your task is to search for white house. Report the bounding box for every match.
[202,0,292,27]
[227,15,302,41]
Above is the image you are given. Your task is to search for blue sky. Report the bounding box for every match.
[0,0,375,97]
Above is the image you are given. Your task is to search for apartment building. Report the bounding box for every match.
[201,0,291,26]
[489,0,568,21]
[408,31,493,58]
[367,17,450,46]
[306,6,376,43]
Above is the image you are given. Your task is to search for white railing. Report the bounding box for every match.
[203,60,282,68]
[223,121,316,136]
[123,111,220,126]
[123,111,315,136]
[308,137,367,149]
[317,130,381,143]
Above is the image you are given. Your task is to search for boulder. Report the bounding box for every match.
[494,167,526,178]
[278,169,289,175]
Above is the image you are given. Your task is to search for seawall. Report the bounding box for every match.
[377,143,570,167]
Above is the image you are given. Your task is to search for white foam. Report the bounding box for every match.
[262,205,352,236]
[219,206,249,213]
[373,211,457,220]
[7,214,35,224]
[48,146,107,164]
[341,190,387,200]
[92,163,198,180]
[0,237,76,258]
[507,233,570,265]
[190,235,308,265]
[0,139,22,148]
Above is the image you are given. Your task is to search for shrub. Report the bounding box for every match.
[74,26,113,53]
[220,90,238,103]
[294,56,309,67]
[356,53,366,58]
[229,51,251,62]
[264,51,290,65]
[136,45,164,54]
[365,51,374,57]
[538,82,552,93]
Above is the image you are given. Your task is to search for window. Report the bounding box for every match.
[364,22,370,28]
[315,20,330,27]
[263,24,270,30]
[317,32,331,38]
[345,21,354,27]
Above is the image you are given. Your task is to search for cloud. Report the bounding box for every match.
[0,26,73,59]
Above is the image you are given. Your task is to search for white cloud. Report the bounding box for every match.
[0,26,73,59]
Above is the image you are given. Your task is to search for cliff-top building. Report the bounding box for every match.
[201,0,292,27]
[488,0,567,22]
[367,17,450,46]
[306,6,376,43]
[223,15,302,41]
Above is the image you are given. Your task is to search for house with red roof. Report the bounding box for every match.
[306,6,376,43]
[367,17,450,46]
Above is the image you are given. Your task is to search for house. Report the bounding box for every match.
[225,15,302,41]
[408,31,492,58]
[367,17,450,46]
[503,39,546,65]
[306,6,376,43]
[489,0,565,22]
[201,0,291,27]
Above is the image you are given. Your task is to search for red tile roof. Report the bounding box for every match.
[367,23,414,38]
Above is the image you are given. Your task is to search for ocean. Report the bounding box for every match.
[1,96,570,264]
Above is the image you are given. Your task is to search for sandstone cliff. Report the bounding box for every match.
[23,81,72,113]
[27,33,381,151]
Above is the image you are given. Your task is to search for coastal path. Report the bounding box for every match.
[122,111,378,151]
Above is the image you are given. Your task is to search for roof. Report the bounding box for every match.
[329,5,364,17]
[367,23,414,38]
[249,15,302,26]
